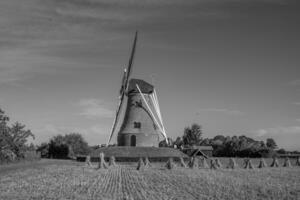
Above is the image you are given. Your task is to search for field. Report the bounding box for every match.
[0,159,299,200]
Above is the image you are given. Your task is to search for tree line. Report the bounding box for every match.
[160,123,281,158]
[0,105,291,161]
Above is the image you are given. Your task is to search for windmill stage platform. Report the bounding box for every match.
[77,147,189,162]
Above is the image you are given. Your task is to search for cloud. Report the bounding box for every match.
[296,119,300,122]
[197,108,244,116]
[1,0,289,49]
[255,126,300,137]
[0,47,88,85]
[253,126,300,150]
[0,0,293,84]
[77,98,114,118]
[293,102,300,105]
[32,123,110,144]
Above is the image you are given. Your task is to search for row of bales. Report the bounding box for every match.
[165,157,300,170]
[86,153,300,170]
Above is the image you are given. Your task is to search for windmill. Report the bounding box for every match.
[107,32,168,147]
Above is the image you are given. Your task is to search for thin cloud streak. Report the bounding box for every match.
[32,123,110,144]
[255,126,300,137]
[77,98,114,119]
[197,108,244,116]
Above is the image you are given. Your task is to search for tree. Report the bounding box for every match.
[277,148,286,154]
[182,123,203,146]
[47,133,90,159]
[0,108,34,161]
[64,133,90,155]
[213,135,226,142]
[173,137,183,148]
[7,122,35,157]
[48,139,70,159]
[36,142,49,158]
[0,109,10,151]
[200,138,211,146]
[266,138,277,149]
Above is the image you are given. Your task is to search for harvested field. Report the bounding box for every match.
[0,159,299,200]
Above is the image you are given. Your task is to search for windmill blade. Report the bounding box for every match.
[136,84,168,143]
[107,31,138,145]
[119,68,127,96]
[124,31,138,92]
[107,94,125,145]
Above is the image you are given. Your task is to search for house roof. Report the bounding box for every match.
[191,149,209,158]
[183,145,213,151]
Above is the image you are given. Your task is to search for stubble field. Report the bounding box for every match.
[0,159,299,200]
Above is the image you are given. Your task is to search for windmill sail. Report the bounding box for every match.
[107,31,138,145]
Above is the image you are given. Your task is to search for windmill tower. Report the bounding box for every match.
[107,32,168,147]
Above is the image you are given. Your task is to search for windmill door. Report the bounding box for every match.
[131,135,136,146]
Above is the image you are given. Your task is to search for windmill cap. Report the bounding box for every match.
[127,79,154,94]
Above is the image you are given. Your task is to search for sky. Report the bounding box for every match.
[0,0,300,150]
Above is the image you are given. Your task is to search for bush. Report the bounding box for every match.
[44,133,90,159]
[0,149,16,163]
[48,141,70,159]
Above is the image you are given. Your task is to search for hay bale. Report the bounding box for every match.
[244,158,254,169]
[215,158,223,168]
[270,157,279,167]
[283,157,291,167]
[257,158,267,168]
[296,157,300,166]
[165,157,176,170]
[144,157,151,168]
[85,155,92,167]
[179,157,187,168]
[137,157,145,171]
[201,158,209,169]
[188,157,199,169]
[98,152,108,169]
[210,159,217,170]
[227,158,238,169]
[109,156,117,167]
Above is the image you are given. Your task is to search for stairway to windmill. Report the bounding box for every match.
[88,32,187,162]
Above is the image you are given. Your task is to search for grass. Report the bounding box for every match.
[0,159,299,200]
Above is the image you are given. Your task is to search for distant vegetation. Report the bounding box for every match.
[37,133,90,159]
[1,105,296,162]
[0,108,37,163]
[160,123,284,158]
[1,107,90,162]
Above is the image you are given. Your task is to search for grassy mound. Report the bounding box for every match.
[87,147,188,162]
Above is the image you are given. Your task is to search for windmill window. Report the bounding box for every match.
[134,122,141,128]
[135,100,142,107]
